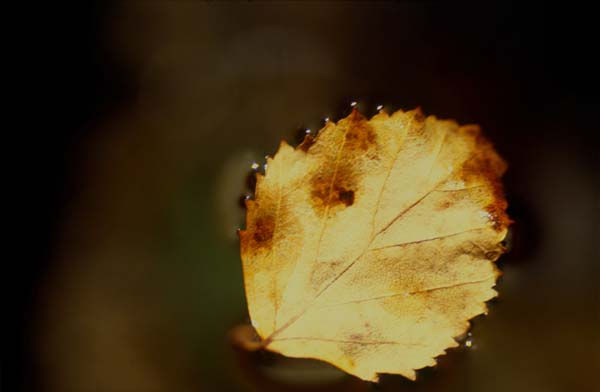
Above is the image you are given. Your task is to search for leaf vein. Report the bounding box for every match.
[369,227,488,251]
[318,276,495,308]
[272,337,423,346]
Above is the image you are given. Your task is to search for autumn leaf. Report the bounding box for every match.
[238,108,510,382]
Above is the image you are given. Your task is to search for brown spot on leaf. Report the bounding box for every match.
[309,162,358,216]
[241,198,303,259]
[338,189,355,206]
[253,215,275,247]
[344,110,377,152]
[459,129,507,182]
[458,128,511,232]
[304,110,380,216]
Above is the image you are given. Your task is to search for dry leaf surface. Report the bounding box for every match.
[239,108,510,381]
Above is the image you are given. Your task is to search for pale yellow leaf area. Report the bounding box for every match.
[239,108,510,382]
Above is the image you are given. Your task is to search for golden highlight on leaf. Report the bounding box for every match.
[238,108,510,382]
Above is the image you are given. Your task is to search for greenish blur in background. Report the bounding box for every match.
[14,2,598,391]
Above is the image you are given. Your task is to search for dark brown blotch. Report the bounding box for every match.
[309,163,358,216]
[337,189,354,206]
[252,215,275,248]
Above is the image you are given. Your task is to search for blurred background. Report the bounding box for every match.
[10,2,599,391]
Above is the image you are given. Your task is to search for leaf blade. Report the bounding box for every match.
[240,108,510,381]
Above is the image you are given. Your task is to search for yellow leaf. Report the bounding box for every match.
[238,108,510,382]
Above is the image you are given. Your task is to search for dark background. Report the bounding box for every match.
[10,2,598,391]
